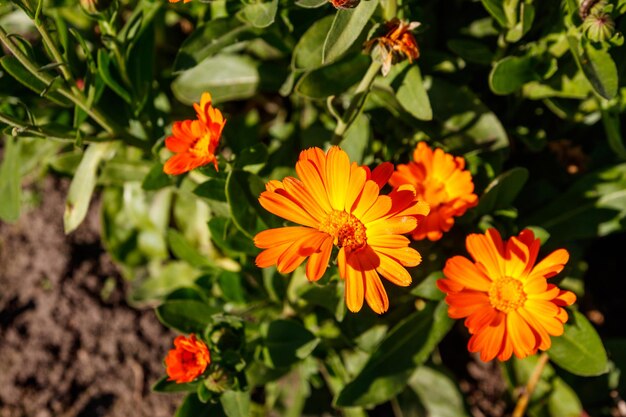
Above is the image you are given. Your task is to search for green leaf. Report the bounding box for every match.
[217,270,247,304]
[476,167,529,216]
[130,261,202,303]
[525,163,626,241]
[395,64,432,121]
[152,376,198,393]
[581,42,618,100]
[156,300,219,334]
[64,143,112,234]
[172,54,259,105]
[208,217,258,256]
[480,0,507,27]
[489,55,536,95]
[263,319,320,368]
[335,301,454,407]
[96,50,132,104]
[238,0,278,28]
[234,143,269,173]
[0,136,21,222]
[322,0,378,65]
[428,77,509,151]
[142,163,172,191]
[295,0,328,7]
[411,271,445,301]
[167,229,213,268]
[174,18,254,72]
[447,39,493,65]
[220,391,251,417]
[175,393,225,417]
[341,112,370,164]
[567,35,618,100]
[0,56,71,107]
[408,366,471,417]
[545,378,582,417]
[292,16,335,70]
[295,54,370,99]
[548,310,608,376]
[225,170,271,238]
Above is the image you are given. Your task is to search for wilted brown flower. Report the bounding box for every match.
[365,19,421,76]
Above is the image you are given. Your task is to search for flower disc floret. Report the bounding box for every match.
[319,210,367,250]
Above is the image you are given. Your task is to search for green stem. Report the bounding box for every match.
[99,20,133,87]
[320,351,368,417]
[0,26,145,149]
[0,112,110,142]
[331,60,382,145]
[382,0,398,20]
[34,15,75,85]
[512,352,549,417]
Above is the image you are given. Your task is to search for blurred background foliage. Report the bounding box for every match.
[1,0,626,416]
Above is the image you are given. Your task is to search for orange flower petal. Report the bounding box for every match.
[306,235,333,281]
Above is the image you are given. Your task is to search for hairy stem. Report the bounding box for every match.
[331,60,382,145]
[0,26,146,148]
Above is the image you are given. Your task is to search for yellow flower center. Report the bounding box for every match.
[319,210,367,251]
[488,277,527,313]
[190,133,212,158]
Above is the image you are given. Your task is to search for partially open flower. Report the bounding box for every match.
[163,92,225,175]
[80,0,114,13]
[365,19,421,76]
[389,142,478,241]
[165,334,211,383]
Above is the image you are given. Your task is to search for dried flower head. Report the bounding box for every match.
[329,0,360,8]
[365,18,421,76]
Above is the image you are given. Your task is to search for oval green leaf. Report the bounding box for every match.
[156,300,219,334]
[548,310,608,376]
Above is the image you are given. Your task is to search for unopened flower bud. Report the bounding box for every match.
[582,11,615,42]
[80,0,114,14]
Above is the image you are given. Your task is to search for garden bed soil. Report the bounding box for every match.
[0,178,181,417]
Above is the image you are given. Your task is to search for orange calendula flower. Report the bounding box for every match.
[365,18,421,76]
[165,334,211,383]
[437,229,576,362]
[163,92,225,175]
[389,142,478,241]
[254,147,430,314]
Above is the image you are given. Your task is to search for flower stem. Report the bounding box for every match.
[331,60,382,145]
[0,26,146,149]
[512,352,549,417]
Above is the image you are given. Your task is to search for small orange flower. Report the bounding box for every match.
[254,147,430,314]
[169,0,192,3]
[365,19,420,75]
[389,142,478,241]
[163,92,225,175]
[437,229,576,362]
[165,334,211,383]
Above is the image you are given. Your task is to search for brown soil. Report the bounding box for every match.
[0,178,181,417]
